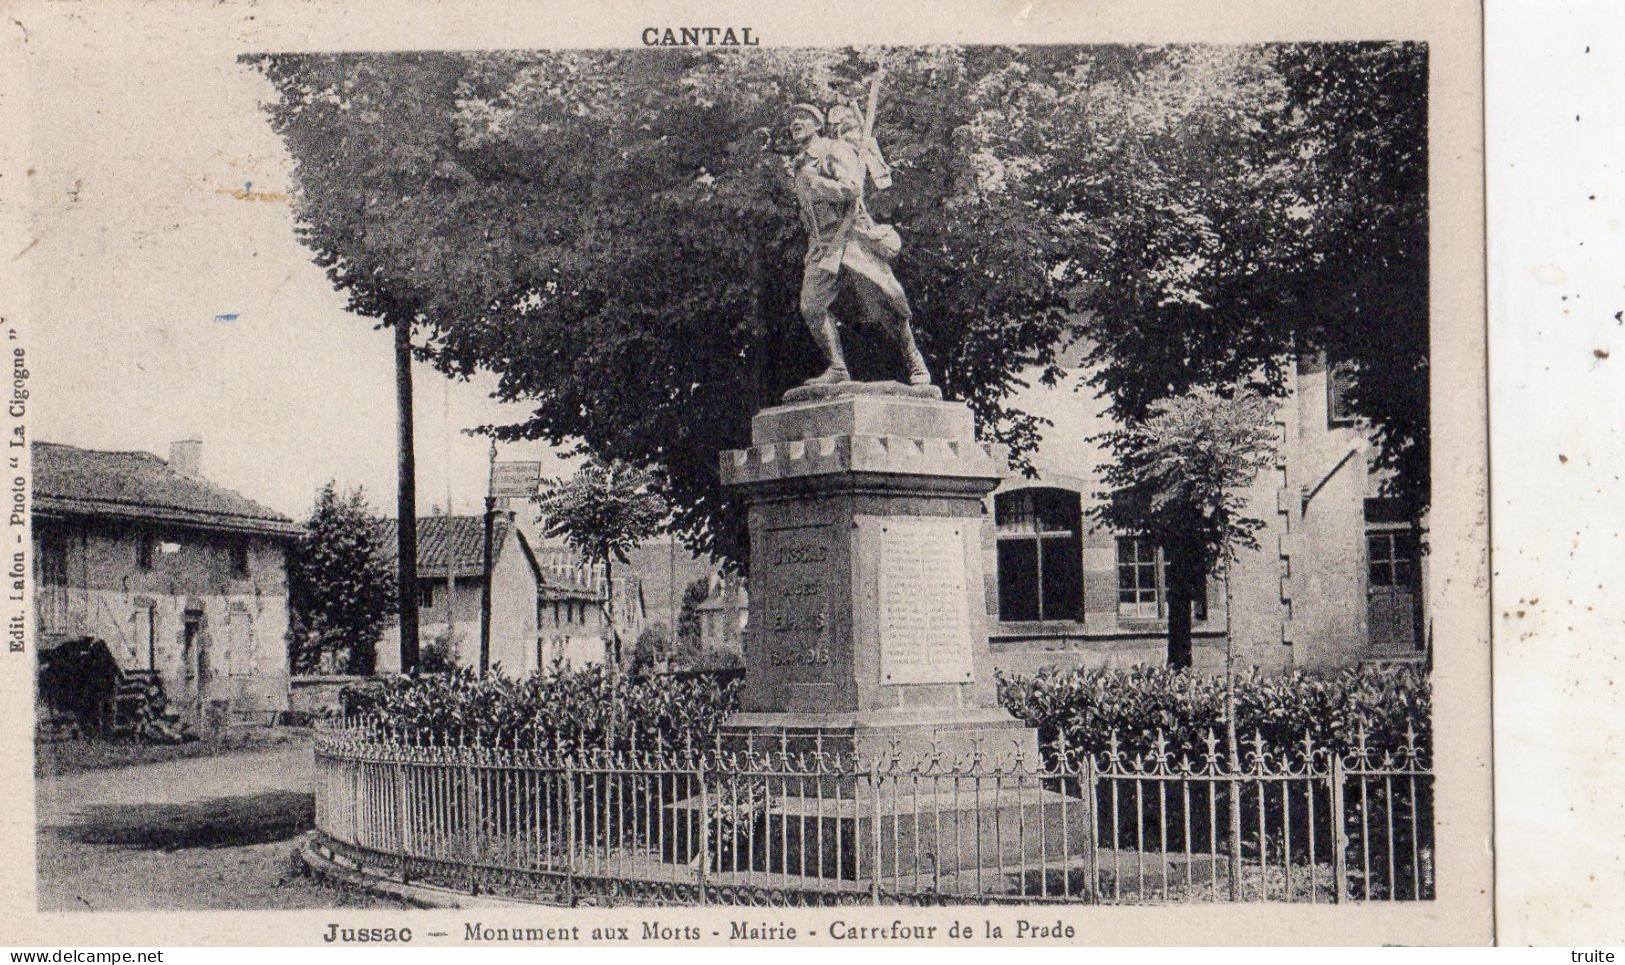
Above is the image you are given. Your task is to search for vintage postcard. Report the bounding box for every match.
[0,0,1489,947]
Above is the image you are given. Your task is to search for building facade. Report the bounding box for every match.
[377,513,543,675]
[32,440,299,726]
[532,544,648,670]
[693,577,749,657]
[982,358,1427,675]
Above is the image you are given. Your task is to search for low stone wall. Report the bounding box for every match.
[290,675,371,718]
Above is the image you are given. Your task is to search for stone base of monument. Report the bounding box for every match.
[663,782,1092,884]
[720,710,1040,770]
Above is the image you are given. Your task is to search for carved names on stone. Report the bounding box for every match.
[762,524,834,681]
[877,518,974,685]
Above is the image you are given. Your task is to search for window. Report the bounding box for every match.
[1366,531,1416,588]
[1327,361,1357,427]
[1116,537,1209,621]
[230,542,249,578]
[136,533,155,571]
[1116,537,1162,619]
[420,582,435,609]
[994,488,1082,622]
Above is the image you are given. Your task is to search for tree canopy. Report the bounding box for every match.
[251,44,1429,567]
[288,482,398,675]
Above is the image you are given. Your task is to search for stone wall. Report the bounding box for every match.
[34,515,292,724]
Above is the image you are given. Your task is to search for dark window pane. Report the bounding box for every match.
[1040,535,1082,621]
[997,539,1040,621]
[994,491,1034,532]
[1328,361,1357,425]
[1392,558,1412,587]
[1369,562,1391,587]
[1368,534,1390,564]
[1033,489,1082,534]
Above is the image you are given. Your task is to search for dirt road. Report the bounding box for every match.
[35,741,397,911]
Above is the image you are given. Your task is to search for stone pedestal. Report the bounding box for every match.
[719,382,1038,767]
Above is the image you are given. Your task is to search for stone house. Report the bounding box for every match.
[32,440,299,726]
[375,513,544,675]
[693,577,749,657]
[532,544,648,670]
[982,357,1427,675]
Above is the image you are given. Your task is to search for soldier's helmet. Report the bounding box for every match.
[789,103,825,127]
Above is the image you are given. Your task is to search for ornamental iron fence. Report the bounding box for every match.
[310,721,1432,906]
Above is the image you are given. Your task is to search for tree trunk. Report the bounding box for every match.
[394,317,420,676]
[1164,546,1199,670]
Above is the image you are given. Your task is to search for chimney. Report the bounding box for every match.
[169,437,203,478]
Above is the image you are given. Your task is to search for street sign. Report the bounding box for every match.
[491,460,542,498]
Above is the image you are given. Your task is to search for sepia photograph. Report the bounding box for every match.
[4,0,1492,946]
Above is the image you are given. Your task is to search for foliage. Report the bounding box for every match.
[631,623,671,674]
[669,646,745,674]
[420,629,462,675]
[1070,43,1429,517]
[288,483,397,675]
[997,663,1429,762]
[345,663,740,751]
[250,48,1080,566]
[1274,43,1430,523]
[252,45,1429,568]
[537,457,669,571]
[676,576,710,646]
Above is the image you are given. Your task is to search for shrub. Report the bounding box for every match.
[997,663,1430,763]
[345,663,740,751]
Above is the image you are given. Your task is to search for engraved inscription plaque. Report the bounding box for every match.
[762,524,835,682]
[877,518,974,685]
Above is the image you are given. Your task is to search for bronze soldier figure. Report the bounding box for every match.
[788,102,931,387]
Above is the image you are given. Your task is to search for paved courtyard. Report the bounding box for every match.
[35,740,400,911]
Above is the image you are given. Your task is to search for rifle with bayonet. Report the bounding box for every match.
[817,67,884,275]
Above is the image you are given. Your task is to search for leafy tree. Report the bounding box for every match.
[537,457,669,664]
[1103,384,1276,897]
[1096,386,1276,670]
[251,45,1428,571]
[676,576,711,649]
[631,623,671,676]
[250,48,1080,566]
[288,482,398,675]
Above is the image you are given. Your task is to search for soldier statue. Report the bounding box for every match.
[787,101,931,387]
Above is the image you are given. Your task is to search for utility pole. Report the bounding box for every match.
[394,316,420,676]
[478,440,496,674]
[443,381,455,649]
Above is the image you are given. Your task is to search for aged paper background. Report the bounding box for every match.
[1487,0,1625,947]
[0,0,1489,946]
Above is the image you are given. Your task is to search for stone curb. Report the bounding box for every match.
[292,835,546,909]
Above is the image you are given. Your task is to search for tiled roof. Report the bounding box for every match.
[32,442,299,537]
[375,515,518,579]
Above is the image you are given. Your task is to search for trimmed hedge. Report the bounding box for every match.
[342,665,740,751]
[345,662,1429,763]
[996,663,1430,761]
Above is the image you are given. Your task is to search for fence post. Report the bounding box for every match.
[1329,754,1348,903]
[564,754,578,906]
[395,756,410,884]
[868,759,882,906]
[464,749,481,896]
[1084,752,1099,904]
[695,756,710,905]
[1228,771,1243,901]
